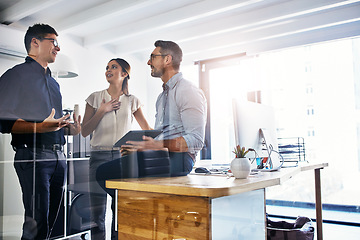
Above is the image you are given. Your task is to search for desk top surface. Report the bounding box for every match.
[106,163,328,198]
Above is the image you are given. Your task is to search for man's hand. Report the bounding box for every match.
[121,136,188,155]
[67,112,82,135]
[11,108,70,134]
[40,108,70,133]
[120,136,166,155]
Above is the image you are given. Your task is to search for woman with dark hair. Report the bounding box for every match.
[81,58,151,240]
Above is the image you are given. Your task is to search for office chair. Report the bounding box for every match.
[68,193,93,236]
[137,150,171,177]
[67,159,93,238]
[96,150,171,196]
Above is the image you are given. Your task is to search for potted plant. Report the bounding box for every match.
[230,145,252,179]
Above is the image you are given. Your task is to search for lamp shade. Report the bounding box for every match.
[50,53,78,78]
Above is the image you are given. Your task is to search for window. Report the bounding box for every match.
[198,37,360,210]
[306,86,313,94]
[305,64,312,73]
[307,128,315,137]
[307,106,315,116]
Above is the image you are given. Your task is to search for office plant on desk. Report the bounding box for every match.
[230,145,253,179]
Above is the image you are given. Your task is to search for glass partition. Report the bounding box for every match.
[0,56,94,239]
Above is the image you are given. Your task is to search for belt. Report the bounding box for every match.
[13,144,64,152]
[91,146,121,151]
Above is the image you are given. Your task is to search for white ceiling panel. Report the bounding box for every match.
[1,0,359,63]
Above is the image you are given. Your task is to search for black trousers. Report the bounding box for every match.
[14,148,66,240]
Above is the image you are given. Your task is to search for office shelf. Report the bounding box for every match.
[277,137,306,167]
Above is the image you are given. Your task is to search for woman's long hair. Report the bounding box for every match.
[111,58,131,96]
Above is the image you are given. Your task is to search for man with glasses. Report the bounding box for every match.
[0,23,81,239]
[123,40,207,176]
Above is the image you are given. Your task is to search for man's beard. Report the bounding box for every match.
[151,67,164,78]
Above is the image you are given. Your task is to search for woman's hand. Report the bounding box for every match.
[99,99,121,113]
[67,113,82,135]
[81,99,119,138]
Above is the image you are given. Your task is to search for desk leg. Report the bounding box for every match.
[315,168,323,240]
[115,189,118,232]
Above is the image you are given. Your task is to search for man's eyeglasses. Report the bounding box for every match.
[40,38,60,48]
[149,54,167,61]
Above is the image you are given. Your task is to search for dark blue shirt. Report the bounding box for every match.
[0,56,65,146]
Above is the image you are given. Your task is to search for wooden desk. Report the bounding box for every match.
[106,163,327,240]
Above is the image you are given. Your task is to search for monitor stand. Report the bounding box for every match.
[251,128,283,172]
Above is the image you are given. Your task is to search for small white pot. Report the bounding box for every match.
[230,157,251,179]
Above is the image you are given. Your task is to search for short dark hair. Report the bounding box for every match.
[24,23,58,53]
[154,40,182,70]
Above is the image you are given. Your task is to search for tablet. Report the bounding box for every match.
[113,130,162,147]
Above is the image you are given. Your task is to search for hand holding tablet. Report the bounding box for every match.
[113,130,162,147]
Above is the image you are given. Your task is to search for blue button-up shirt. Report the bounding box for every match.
[154,72,207,155]
[0,56,65,146]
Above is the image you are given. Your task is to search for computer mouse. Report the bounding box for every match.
[195,167,210,173]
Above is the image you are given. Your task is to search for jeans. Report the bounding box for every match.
[14,148,66,240]
[168,151,194,176]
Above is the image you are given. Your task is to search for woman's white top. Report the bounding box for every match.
[86,89,141,148]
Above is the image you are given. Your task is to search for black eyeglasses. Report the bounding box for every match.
[149,54,167,61]
[40,38,60,48]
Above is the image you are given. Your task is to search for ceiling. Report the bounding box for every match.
[1,0,360,63]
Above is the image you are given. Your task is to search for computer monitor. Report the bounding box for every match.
[232,99,282,170]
